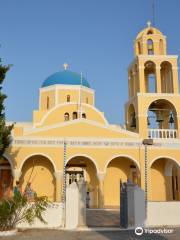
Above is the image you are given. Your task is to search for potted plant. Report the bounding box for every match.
[0,193,49,236]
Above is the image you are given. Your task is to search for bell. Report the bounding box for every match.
[147,116,150,126]
[169,113,174,125]
[130,113,136,128]
[156,112,164,123]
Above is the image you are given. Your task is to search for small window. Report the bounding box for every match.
[82,113,86,119]
[64,113,70,121]
[147,30,153,35]
[67,95,70,102]
[72,112,77,120]
[86,97,88,104]
[47,97,49,109]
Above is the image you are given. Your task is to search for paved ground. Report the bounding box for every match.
[0,228,180,240]
[86,209,120,227]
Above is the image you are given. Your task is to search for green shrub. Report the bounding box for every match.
[0,193,49,231]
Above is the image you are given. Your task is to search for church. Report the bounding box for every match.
[0,22,180,208]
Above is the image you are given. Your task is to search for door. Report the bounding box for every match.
[0,169,13,199]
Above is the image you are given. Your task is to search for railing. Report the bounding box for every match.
[148,129,177,139]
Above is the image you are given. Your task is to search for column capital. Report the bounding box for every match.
[54,171,63,180]
[97,172,106,182]
[12,169,22,179]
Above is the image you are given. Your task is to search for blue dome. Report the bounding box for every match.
[42,70,91,88]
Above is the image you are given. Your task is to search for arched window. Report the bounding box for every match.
[147,39,154,55]
[72,112,77,120]
[160,61,173,93]
[67,95,70,102]
[144,61,156,93]
[138,42,141,54]
[47,97,49,109]
[82,113,86,119]
[64,113,70,121]
[159,39,164,55]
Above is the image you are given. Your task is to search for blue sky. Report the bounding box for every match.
[1,0,180,125]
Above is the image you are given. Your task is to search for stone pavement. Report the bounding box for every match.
[86,209,120,227]
[0,228,180,240]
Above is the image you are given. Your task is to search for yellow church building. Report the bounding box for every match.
[0,22,180,209]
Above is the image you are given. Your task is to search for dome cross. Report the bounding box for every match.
[63,63,69,70]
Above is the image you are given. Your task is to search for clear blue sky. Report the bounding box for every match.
[1,0,180,125]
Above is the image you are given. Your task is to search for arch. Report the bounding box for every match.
[147,98,177,130]
[147,39,154,55]
[149,156,180,168]
[144,61,156,93]
[127,104,136,129]
[64,112,70,121]
[66,154,99,207]
[72,111,77,120]
[104,154,140,173]
[82,113,86,119]
[19,153,57,172]
[35,102,109,127]
[66,154,99,173]
[160,61,173,93]
[150,157,180,201]
[159,39,164,55]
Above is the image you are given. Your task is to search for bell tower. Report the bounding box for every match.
[125,22,180,139]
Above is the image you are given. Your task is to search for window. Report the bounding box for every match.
[64,113,70,121]
[147,39,154,55]
[82,113,86,119]
[67,95,70,102]
[46,97,49,109]
[72,112,77,120]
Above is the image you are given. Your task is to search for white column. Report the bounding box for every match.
[12,169,22,187]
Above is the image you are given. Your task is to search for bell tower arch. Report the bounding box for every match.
[125,22,180,139]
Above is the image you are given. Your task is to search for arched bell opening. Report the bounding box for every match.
[147,39,154,55]
[161,61,173,93]
[144,61,156,93]
[147,99,177,139]
[127,104,136,131]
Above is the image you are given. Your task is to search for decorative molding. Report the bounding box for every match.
[40,84,95,94]
[33,102,108,128]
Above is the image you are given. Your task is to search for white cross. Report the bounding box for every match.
[147,21,151,28]
[63,63,69,70]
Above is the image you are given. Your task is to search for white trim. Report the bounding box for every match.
[104,154,140,173]
[66,154,99,173]
[138,55,178,59]
[149,156,180,168]
[19,153,57,172]
[40,84,95,94]
[137,93,180,97]
[25,118,139,138]
[33,102,108,127]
